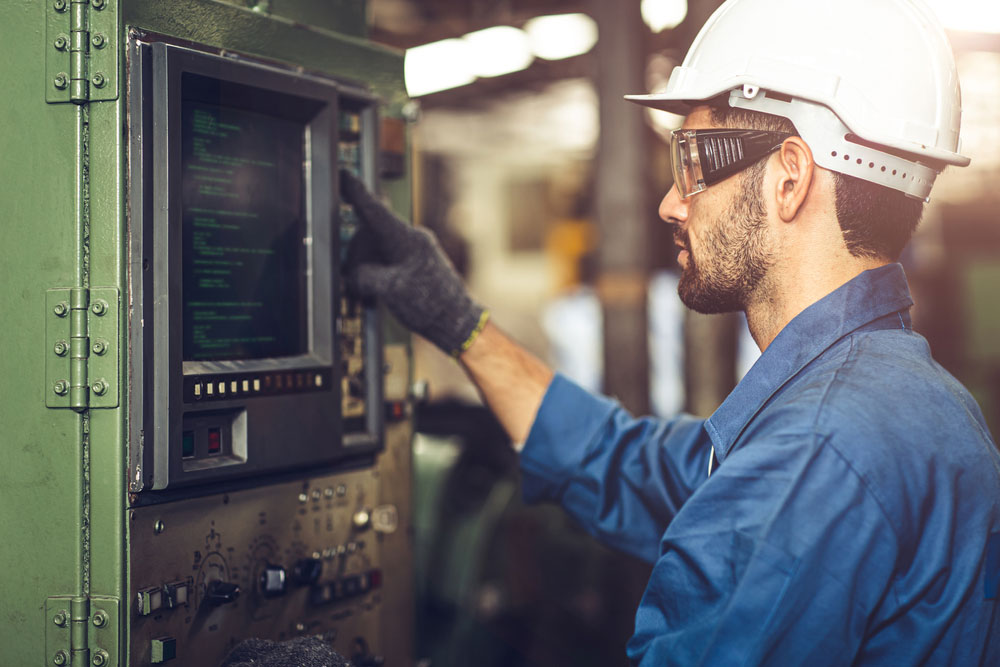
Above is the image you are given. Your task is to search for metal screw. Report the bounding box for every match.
[53,0,66,12]
[92,73,106,89]
[153,519,165,534]
[53,381,69,396]
[53,611,68,627]
[92,0,106,9]
[92,340,107,355]
[92,650,109,667]
[91,380,108,396]
[54,36,68,51]
[92,610,108,628]
[53,650,68,666]
[53,302,69,317]
[54,341,69,357]
[91,33,106,49]
[91,300,107,316]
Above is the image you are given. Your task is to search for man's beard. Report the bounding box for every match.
[676,164,774,314]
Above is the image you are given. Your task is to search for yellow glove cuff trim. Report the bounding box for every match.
[453,309,490,358]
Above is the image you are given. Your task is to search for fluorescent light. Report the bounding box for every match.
[524,13,599,61]
[641,0,688,33]
[922,0,1000,34]
[405,38,476,97]
[463,26,534,78]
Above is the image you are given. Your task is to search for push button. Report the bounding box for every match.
[137,587,163,616]
[151,636,177,663]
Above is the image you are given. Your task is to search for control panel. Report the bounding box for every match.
[130,469,397,666]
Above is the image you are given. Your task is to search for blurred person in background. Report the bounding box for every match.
[341,0,1000,663]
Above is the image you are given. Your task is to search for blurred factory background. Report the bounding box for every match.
[367,1,1000,664]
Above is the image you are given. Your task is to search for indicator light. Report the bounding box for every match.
[208,428,221,454]
[182,431,195,458]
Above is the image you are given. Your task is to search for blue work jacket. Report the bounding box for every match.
[521,264,1000,665]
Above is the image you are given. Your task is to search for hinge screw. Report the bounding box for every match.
[92,73,107,89]
[92,650,109,667]
[92,340,107,355]
[54,341,69,357]
[92,0,106,9]
[53,650,68,666]
[53,302,69,317]
[53,611,68,627]
[92,380,109,396]
[91,300,108,316]
[53,74,68,90]
[54,35,68,51]
[53,0,67,12]
[91,33,106,49]
[53,381,69,396]
[92,610,109,628]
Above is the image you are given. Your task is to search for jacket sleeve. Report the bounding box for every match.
[627,431,898,666]
[519,373,713,564]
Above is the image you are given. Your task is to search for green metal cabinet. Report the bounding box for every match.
[0,2,413,664]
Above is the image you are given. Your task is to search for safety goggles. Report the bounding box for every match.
[670,129,794,199]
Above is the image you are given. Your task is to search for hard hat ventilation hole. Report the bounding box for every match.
[856,158,863,165]
[869,162,875,168]
[831,151,838,157]
[881,167,887,172]
[892,170,898,175]
[902,173,907,178]
[844,154,850,161]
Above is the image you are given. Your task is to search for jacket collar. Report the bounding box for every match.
[704,263,914,461]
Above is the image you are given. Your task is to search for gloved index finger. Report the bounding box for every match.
[339,169,412,259]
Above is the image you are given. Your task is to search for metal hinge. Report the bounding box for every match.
[46,0,119,104]
[46,287,120,410]
[45,596,120,667]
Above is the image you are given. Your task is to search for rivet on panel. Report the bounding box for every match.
[91,380,108,396]
[92,649,109,667]
[91,0,106,9]
[92,340,107,355]
[52,611,68,627]
[54,341,69,357]
[53,0,67,12]
[92,73,106,89]
[53,650,68,666]
[91,33,106,49]
[54,35,68,51]
[53,381,69,396]
[91,300,107,316]
[53,302,69,317]
[92,610,108,628]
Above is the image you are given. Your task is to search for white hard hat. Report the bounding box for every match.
[626,0,971,201]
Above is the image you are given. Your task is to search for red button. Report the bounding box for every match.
[207,428,221,454]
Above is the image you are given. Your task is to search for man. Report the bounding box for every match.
[342,0,1000,663]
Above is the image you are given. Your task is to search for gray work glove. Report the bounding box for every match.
[340,169,488,356]
[220,635,352,667]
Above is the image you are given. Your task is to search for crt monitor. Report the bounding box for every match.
[128,41,383,493]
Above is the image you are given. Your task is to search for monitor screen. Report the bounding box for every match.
[180,93,308,361]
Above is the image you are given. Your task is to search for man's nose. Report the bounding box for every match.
[659,183,687,225]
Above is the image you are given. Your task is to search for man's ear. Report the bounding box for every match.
[774,137,815,222]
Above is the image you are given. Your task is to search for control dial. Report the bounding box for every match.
[259,564,288,598]
[204,580,241,607]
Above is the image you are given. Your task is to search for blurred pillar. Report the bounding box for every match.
[591,0,650,415]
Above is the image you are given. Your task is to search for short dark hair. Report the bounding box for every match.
[709,105,923,261]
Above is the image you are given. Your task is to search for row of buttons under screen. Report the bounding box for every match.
[185,368,333,402]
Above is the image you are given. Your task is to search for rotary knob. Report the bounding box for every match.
[259,563,288,598]
[292,558,323,586]
[352,509,371,530]
[203,580,240,607]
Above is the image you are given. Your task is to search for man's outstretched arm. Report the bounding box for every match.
[459,321,553,445]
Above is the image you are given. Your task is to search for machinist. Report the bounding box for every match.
[338,0,1000,663]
